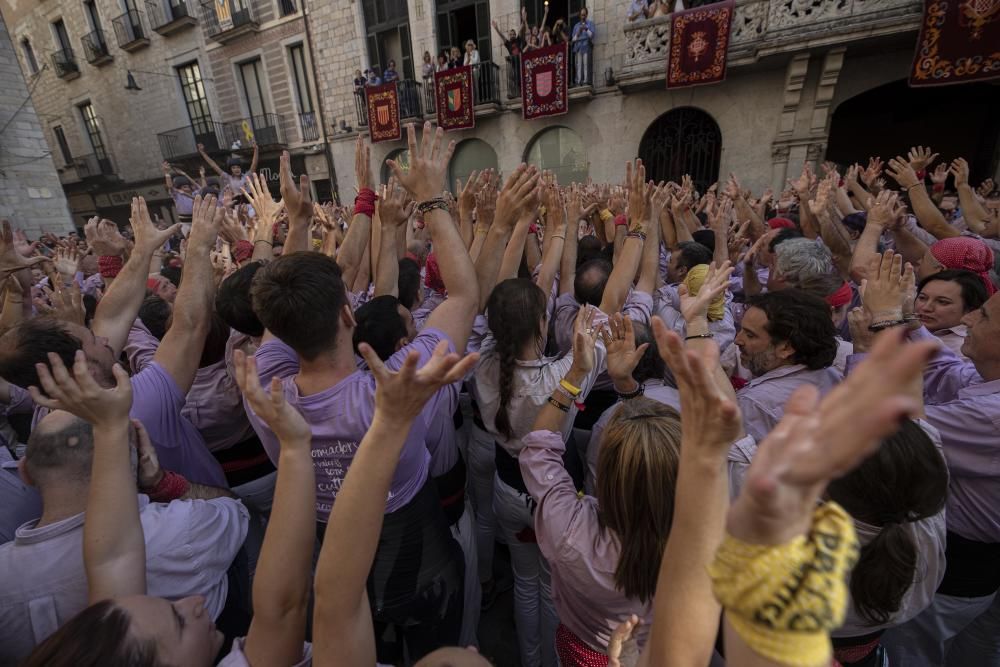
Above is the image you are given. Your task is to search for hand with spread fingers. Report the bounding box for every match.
[388,122,456,201]
[233,350,311,446]
[279,150,313,228]
[28,350,132,427]
[0,221,48,274]
[130,197,180,258]
[494,164,540,231]
[377,177,416,228]
[679,261,733,324]
[601,313,649,387]
[907,145,939,172]
[861,250,907,322]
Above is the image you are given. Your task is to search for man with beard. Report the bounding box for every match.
[733,289,840,442]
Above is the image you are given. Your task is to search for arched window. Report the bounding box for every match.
[449,138,498,188]
[638,107,721,192]
[380,148,409,184]
[524,126,588,184]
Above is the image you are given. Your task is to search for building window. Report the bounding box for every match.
[638,107,721,193]
[83,0,102,31]
[278,0,297,17]
[435,0,491,63]
[237,58,270,120]
[524,126,588,184]
[522,0,584,35]
[78,102,107,159]
[361,0,414,80]
[52,19,73,53]
[448,138,497,188]
[52,126,73,165]
[20,38,39,73]
[288,44,314,114]
[177,62,214,133]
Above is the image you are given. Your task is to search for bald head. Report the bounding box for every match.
[24,411,95,487]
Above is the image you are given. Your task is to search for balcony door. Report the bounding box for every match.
[78,102,112,173]
[177,61,218,152]
[52,19,73,54]
[238,59,276,144]
[436,0,491,62]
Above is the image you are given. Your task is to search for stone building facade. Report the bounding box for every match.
[311,0,999,200]
[0,12,73,235]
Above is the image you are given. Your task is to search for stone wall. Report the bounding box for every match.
[0,13,73,234]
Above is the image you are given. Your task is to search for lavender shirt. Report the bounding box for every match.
[220,639,312,666]
[907,327,1000,543]
[520,429,653,653]
[248,329,456,520]
[737,363,842,443]
[0,495,248,662]
[653,284,737,352]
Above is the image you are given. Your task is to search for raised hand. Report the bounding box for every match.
[233,350,311,445]
[494,163,540,230]
[948,157,969,187]
[679,261,733,323]
[188,194,225,250]
[28,350,132,426]
[130,197,180,257]
[930,163,949,186]
[458,169,489,218]
[377,177,415,228]
[886,156,920,189]
[907,145,939,172]
[389,121,456,201]
[727,328,934,546]
[39,281,85,325]
[626,159,652,225]
[0,221,46,274]
[543,183,566,233]
[861,157,884,187]
[865,190,903,229]
[861,250,909,321]
[600,313,650,386]
[977,177,995,198]
[219,208,248,245]
[279,150,313,226]
[570,304,601,376]
[52,245,81,279]
[359,339,480,428]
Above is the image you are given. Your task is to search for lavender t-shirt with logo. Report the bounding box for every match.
[248,328,458,521]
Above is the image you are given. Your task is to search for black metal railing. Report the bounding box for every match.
[221,113,284,148]
[398,79,423,119]
[422,76,435,116]
[354,90,368,127]
[299,112,319,142]
[147,0,195,30]
[51,49,79,79]
[504,55,522,98]
[112,9,148,47]
[157,121,226,160]
[200,0,257,37]
[75,153,116,178]
[472,62,501,105]
[81,29,111,64]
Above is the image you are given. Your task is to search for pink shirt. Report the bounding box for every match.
[520,429,653,653]
[0,495,248,662]
[248,329,457,520]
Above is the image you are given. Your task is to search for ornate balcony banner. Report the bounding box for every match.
[667,0,734,89]
[365,82,401,143]
[435,65,475,131]
[521,43,569,120]
[910,0,1000,87]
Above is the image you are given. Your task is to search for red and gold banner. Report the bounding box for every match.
[667,0,734,89]
[365,82,401,144]
[521,43,568,120]
[910,0,1000,87]
[434,65,475,132]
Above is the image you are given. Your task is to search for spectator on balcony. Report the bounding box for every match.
[383,60,399,84]
[571,8,595,86]
[494,19,525,94]
[197,140,258,194]
[436,53,449,72]
[448,46,462,69]
[354,69,366,94]
[422,51,435,80]
[366,68,383,86]
[550,18,569,46]
[628,0,652,21]
[463,40,480,66]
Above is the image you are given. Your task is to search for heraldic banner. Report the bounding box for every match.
[667,0,734,89]
[366,82,401,144]
[521,43,569,120]
[435,65,475,131]
[910,0,1000,87]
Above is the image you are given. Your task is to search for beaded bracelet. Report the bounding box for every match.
[547,396,570,412]
[626,230,647,242]
[616,382,644,400]
[417,198,449,215]
[685,333,714,340]
[868,319,906,332]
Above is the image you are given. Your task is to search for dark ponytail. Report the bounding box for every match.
[827,419,948,626]
[486,278,548,440]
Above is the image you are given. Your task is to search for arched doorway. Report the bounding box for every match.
[827,80,1000,182]
[380,148,410,184]
[449,138,499,187]
[524,126,589,184]
[638,107,721,192]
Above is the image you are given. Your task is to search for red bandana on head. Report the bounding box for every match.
[929,237,996,295]
[424,253,446,294]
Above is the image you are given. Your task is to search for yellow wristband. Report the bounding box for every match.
[599,209,613,223]
[559,378,582,397]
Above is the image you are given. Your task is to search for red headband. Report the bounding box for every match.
[826,281,853,308]
[768,217,796,230]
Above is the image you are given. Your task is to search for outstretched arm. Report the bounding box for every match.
[886,157,958,240]
[197,143,227,179]
[600,160,652,314]
[248,141,259,174]
[338,136,375,287]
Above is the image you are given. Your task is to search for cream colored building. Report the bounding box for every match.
[311,0,999,200]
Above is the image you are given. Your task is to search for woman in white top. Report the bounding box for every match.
[473,280,606,667]
[463,40,480,66]
[915,269,989,357]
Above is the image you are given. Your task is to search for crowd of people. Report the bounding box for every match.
[0,122,997,667]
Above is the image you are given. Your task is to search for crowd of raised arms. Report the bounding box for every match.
[0,122,997,667]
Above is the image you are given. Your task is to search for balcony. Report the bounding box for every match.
[157,114,285,161]
[112,9,150,51]
[81,29,112,66]
[299,112,320,142]
[200,0,258,43]
[619,0,922,88]
[59,152,119,185]
[147,0,197,36]
[354,80,424,128]
[50,49,80,80]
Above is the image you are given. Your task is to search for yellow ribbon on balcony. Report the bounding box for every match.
[241,120,255,143]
